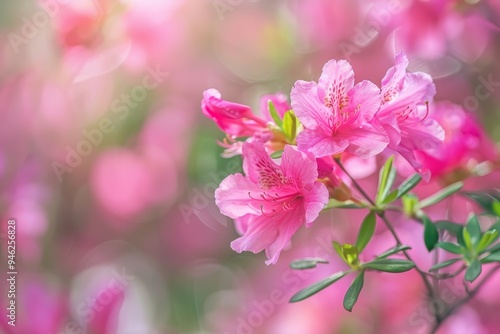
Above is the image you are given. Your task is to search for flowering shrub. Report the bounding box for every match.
[203,52,500,332]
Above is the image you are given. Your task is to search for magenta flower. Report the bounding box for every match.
[291,59,388,158]
[417,102,498,178]
[378,52,444,176]
[215,142,328,265]
[202,89,268,137]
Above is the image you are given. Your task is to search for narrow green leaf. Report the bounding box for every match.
[482,251,500,263]
[463,190,500,216]
[363,259,415,273]
[429,258,462,272]
[290,258,329,270]
[477,230,499,253]
[333,241,344,261]
[493,200,500,217]
[423,216,439,251]
[376,245,412,259]
[436,242,463,254]
[270,150,283,159]
[356,212,376,252]
[465,260,482,282]
[382,189,399,205]
[418,182,464,208]
[289,271,348,302]
[343,271,365,312]
[466,214,482,247]
[463,228,473,250]
[282,111,297,143]
[377,156,396,204]
[325,199,365,209]
[396,174,422,199]
[268,100,282,128]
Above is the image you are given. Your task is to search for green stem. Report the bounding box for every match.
[335,160,436,299]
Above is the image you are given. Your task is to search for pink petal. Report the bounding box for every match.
[291,80,330,131]
[280,145,319,186]
[264,209,306,265]
[297,128,349,157]
[381,52,409,102]
[400,118,445,151]
[242,142,283,187]
[304,182,329,226]
[348,80,381,126]
[215,173,263,219]
[340,122,389,158]
[318,59,355,98]
[230,214,280,257]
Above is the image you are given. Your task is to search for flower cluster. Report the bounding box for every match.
[202,52,495,264]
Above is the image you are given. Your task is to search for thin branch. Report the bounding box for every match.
[430,265,500,334]
[335,160,436,299]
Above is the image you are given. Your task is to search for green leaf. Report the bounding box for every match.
[466,214,482,248]
[463,228,473,251]
[356,212,376,253]
[423,216,439,251]
[376,245,412,259]
[478,230,499,253]
[482,251,500,263]
[325,199,365,209]
[270,150,283,159]
[381,189,399,205]
[377,156,396,204]
[289,271,348,302]
[436,242,463,254]
[493,200,500,217]
[268,100,283,128]
[429,258,462,272]
[418,182,464,209]
[463,190,500,216]
[465,260,482,282]
[333,241,344,261]
[395,174,422,199]
[290,258,329,270]
[363,259,415,273]
[343,271,365,312]
[282,111,297,143]
[435,221,464,236]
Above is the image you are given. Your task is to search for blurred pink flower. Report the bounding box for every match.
[378,52,444,178]
[292,59,388,158]
[417,102,498,179]
[215,142,328,264]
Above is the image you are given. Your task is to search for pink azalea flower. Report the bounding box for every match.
[417,102,498,178]
[203,90,293,157]
[202,89,268,137]
[291,59,388,158]
[215,142,328,265]
[378,52,445,177]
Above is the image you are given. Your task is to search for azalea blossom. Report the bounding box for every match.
[215,142,328,265]
[291,59,388,158]
[202,89,293,157]
[202,89,268,138]
[416,102,498,180]
[378,52,445,178]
